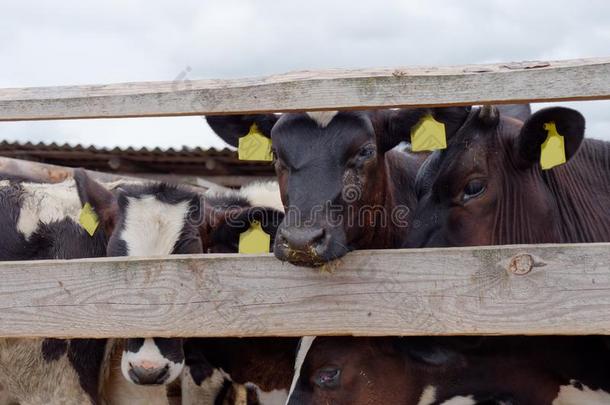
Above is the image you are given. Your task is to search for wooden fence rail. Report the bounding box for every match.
[0,243,608,338]
[1,57,610,338]
[1,57,610,121]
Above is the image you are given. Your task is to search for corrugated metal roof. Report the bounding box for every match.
[0,140,274,177]
[0,140,234,156]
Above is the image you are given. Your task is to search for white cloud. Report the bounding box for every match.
[1,0,609,148]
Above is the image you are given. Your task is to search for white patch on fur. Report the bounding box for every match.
[0,180,9,187]
[417,385,437,405]
[439,396,476,405]
[121,338,184,385]
[0,338,93,403]
[120,196,189,256]
[286,336,316,403]
[256,388,288,405]
[553,380,610,404]
[181,367,231,405]
[205,181,284,213]
[16,180,81,239]
[306,111,338,128]
[240,181,284,212]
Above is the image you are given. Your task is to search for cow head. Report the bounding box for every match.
[286,336,486,405]
[406,105,587,247]
[287,337,532,405]
[207,108,470,266]
[199,191,284,253]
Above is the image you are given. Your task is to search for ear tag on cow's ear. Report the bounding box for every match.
[238,123,273,162]
[79,203,100,237]
[540,122,566,170]
[238,220,271,254]
[410,114,447,152]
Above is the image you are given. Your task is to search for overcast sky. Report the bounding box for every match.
[2,0,609,149]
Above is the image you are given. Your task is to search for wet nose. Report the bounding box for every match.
[128,364,170,385]
[280,227,327,252]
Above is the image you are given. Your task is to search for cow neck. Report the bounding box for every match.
[352,154,397,250]
[541,139,610,243]
[493,138,610,245]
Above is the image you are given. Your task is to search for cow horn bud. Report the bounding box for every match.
[479,105,499,125]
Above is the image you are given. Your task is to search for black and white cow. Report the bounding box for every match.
[181,337,298,405]
[0,175,283,404]
[0,179,111,404]
[73,172,285,404]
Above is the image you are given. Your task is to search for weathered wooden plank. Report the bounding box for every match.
[0,243,608,338]
[1,58,610,121]
[0,156,226,192]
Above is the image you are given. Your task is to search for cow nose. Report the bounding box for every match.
[128,364,170,385]
[280,227,326,252]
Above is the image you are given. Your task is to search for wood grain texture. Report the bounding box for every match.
[0,243,608,338]
[1,58,610,121]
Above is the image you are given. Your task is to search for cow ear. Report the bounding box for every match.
[376,107,471,153]
[515,107,585,168]
[430,106,473,143]
[206,114,279,147]
[496,103,531,122]
[198,204,284,253]
[73,169,118,236]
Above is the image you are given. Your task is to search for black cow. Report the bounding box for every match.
[207,108,470,266]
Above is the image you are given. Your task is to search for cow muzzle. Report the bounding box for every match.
[274,225,348,267]
[121,338,184,385]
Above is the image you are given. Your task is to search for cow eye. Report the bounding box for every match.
[313,367,341,389]
[357,144,376,159]
[463,179,486,201]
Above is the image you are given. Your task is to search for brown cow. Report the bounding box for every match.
[287,336,610,404]
[207,108,470,266]
[406,105,610,247]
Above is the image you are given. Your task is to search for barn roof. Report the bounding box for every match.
[0,141,275,180]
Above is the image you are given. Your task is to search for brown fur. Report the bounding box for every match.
[407,106,610,247]
[288,336,610,405]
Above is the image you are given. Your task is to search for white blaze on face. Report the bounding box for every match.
[417,385,437,405]
[286,336,316,404]
[306,111,338,128]
[120,196,189,256]
[553,380,610,404]
[120,338,184,385]
[16,180,81,239]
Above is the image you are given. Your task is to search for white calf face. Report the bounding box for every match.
[121,338,184,386]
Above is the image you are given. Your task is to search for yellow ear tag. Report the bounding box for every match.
[540,122,566,170]
[79,203,100,237]
[410,114,447,152]
[238,123,273,162]
[238,220,271,254]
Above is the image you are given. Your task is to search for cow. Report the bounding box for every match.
[0,178,112,404]
[286,335,610,404]
[181,337,298,405]
[72,173,286,404]
[0,175,284,404]
[406,105,610,247]
[206,108,471,266]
